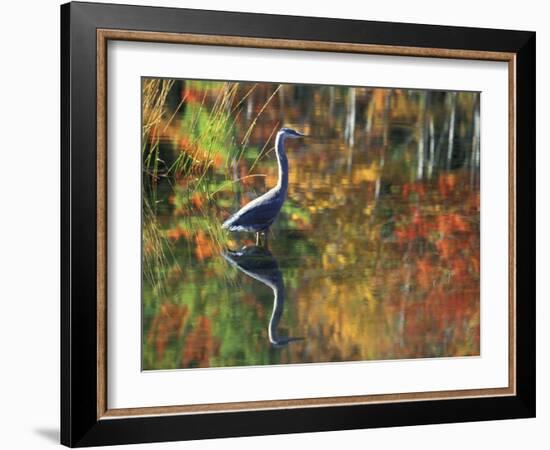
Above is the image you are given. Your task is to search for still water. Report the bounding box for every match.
[142,80,480,370]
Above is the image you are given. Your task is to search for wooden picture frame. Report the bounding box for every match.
[61,1,535,447]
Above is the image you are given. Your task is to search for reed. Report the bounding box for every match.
[142,79,175,177]
[142,79,176,292]
[142,79,284,284]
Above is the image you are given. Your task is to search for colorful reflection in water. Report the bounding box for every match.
[142,79,480,370]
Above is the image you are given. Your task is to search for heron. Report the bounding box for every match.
[222,245,303,346]
[222,127,305,245]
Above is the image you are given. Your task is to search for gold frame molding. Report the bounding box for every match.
[96,29,516,420]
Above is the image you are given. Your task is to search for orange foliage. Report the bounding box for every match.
[191,193,204,209]
[181,316,220,368]
[438,173,457,197]
[194,231,215,261]
[146,304,189,363]
[166,226,192,242]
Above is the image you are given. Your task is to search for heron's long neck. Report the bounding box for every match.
[275,133,289,195]
[268,276,285,344]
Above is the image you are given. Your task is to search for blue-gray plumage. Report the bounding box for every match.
[222,127,304,244]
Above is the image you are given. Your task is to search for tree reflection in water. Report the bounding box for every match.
[142,79,481,370]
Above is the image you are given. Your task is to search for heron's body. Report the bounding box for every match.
[221,185,285,233]
[222,128,302,239]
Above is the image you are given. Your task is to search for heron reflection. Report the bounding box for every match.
[222,245,303,347]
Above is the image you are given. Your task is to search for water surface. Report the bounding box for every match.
[142,80,480,370]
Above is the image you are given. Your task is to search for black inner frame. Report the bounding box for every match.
[61,2,535,447]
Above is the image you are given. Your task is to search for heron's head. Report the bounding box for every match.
[279,127,305,139]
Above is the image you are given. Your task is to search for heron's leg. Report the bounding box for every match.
[255,232,260,246]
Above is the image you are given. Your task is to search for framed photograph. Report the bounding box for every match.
[61,1,535,447]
